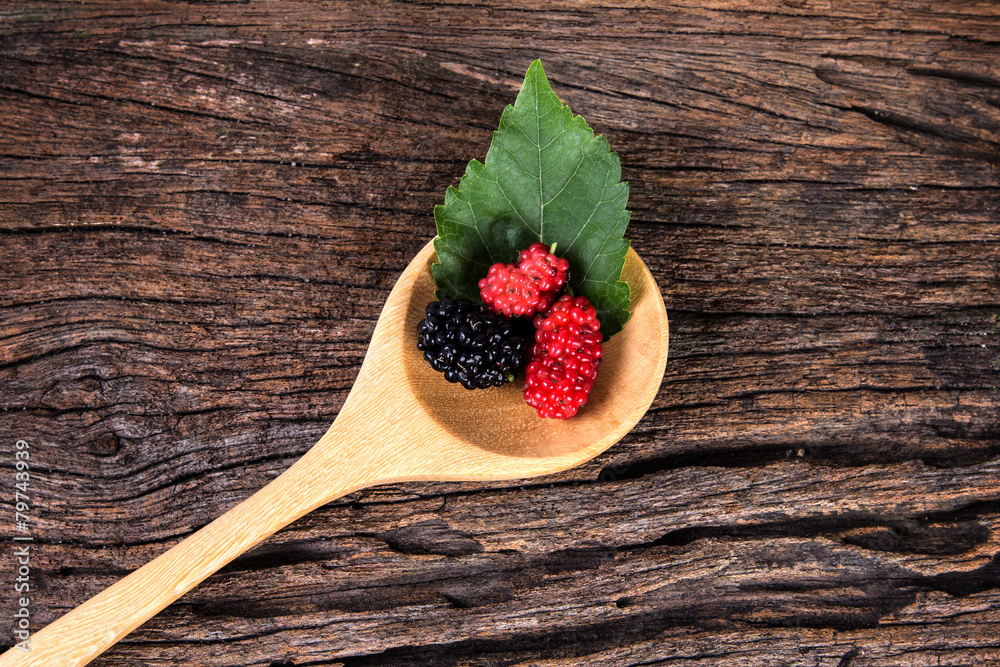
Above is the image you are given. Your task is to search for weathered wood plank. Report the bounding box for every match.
[1,0,998,665]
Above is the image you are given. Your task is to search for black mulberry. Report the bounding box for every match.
[416,297,529,389]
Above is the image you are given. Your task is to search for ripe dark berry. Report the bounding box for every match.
[417,297,529,389]
[524,295,603,419]
[479,242,569,318]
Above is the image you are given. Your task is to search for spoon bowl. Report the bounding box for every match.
[0,239,668,667]
[401,240,669,463]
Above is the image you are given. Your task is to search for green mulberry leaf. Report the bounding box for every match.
[432,59,631,337]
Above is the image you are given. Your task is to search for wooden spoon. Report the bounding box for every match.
[0,239,669,666]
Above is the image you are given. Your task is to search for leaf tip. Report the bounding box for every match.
[520,58,554,99]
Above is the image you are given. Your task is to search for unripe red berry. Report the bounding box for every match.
[479,242,570,318]
[524,294,603,419]
[518,242,570,294]
[479,263,541,317]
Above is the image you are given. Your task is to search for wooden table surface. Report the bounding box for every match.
[2,2,999,665]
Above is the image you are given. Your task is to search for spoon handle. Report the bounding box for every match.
[0,432,372,667]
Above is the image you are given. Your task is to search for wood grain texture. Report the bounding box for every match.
[0,239,667,666]
[1,1,998,665]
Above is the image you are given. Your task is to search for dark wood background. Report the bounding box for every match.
[2,2,999,665]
